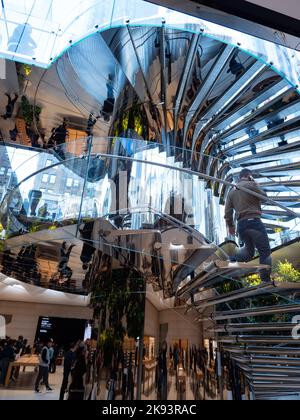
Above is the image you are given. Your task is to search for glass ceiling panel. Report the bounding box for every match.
[0,0,299,91]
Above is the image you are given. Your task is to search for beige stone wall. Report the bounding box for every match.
[144,299,159,339]
[1,297,203,349]
[158,308,202,348]
[0,300,93,345]
[144,299,202,349]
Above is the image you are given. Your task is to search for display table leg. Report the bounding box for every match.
[5,363,13,387]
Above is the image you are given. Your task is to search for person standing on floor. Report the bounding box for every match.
[50,343,59,374]
[225,168,272,283]
[14,335,25,355]
[59,343,76,400]
[48,340,54,374]
[35,340,53,393]
[68,345,87,401]
[0,339,15,385]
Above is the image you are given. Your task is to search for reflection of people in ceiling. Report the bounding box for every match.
[86,113,99,136]
[8,23,37,57]
[56,242,76,285]
[100,74,115,122]
[15,245,40,285]
[80,221,96,270]
[1,250,14,276]
[1,93,19,120]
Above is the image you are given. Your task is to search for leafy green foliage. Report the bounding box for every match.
[91,265,145,367]
[275,260,300,283]
[243,273,261,287]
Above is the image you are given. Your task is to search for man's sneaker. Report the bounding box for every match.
[46,387,53,392]
[35,389,41,393]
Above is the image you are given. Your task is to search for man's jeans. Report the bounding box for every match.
[59,370,71,400]
[35,366,49,390]
[235,218,272,282]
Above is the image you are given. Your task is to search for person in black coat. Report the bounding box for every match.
[0,340,15,385]
[59,343,76,400]
[1,93,18,120]
[68,346,87,400]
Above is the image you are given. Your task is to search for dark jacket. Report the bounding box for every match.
[225,180,267,227]
[69,355,87,389]
[64,350,76,374]
[0,345,15,361]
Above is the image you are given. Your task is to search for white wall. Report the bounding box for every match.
[0,300,93,345]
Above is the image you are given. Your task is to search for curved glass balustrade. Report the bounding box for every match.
[0,117,299,397]
[0,138,226,286]
[0,137,299,297]
[2,137,299,241]
[1,24,298,229]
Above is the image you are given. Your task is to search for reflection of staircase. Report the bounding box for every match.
[1,143,300,399]
[81,211,300,399]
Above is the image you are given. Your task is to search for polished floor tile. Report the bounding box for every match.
[0,366,64,400]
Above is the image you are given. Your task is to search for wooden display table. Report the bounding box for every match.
[5,355,40,387]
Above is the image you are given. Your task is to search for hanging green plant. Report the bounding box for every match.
[98,328,123,368]
[91,266,146,366]
[126,275,145,339]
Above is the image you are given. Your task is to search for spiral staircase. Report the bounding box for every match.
[1,24,300,399]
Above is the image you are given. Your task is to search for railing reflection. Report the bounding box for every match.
[1,137,299,249]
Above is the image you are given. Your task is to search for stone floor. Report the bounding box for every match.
[0,365,64,400]
[0,364,220,401]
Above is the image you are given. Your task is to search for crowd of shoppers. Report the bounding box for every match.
[36,338,89,400]
[0,336,31,386]
[1,334,89,400]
